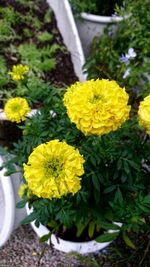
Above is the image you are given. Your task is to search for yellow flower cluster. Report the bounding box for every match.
[64,79,131,136]
[4,97,31,123]
[8,64,29,81]
[138,94,150,135]
[23,140,85,199]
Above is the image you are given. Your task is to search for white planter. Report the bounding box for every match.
[47,0,86,82]
[75,12,123,57]
[0,108,38,121]
[26,205,121,254]
[0,156,26,247]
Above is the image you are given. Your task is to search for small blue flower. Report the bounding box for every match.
[120,48,136,65]
[120,54,130,65]
[123,68,131,79]
[126,48,136,59]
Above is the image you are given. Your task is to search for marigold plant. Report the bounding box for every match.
[64,79,131,136]
[8,64,29,81]
[2,79,150,246]
[4,97,31,123]
[23,140,85,199]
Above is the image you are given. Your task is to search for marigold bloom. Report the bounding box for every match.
[64,79,131,136]
[23,140,85,199]
[138,94,150,135]
[8,64,29,81]
[4,97,31,123]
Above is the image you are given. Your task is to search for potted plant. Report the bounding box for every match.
[84,0,150,102]
[69,0,125,56]
[1,75,150,253]
[0,0,83,247]
[0,0,83,146]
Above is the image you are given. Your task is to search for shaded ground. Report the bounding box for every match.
[0,224,150,267]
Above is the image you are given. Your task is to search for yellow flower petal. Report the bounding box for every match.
[8,64,29,81]
[64,79,131,136]
[4,97,31,123]
[138,94,150,135]
[24,140,85,199]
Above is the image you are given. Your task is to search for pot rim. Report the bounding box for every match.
[81,12,123,23]
[26,204,121,254]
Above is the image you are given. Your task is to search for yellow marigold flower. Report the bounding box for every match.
[8,64,29,81]
[64,79,131,136]
[23,140,85,199]
[138,94,150,135]
[4,97,31,123]
[18,183,28,198]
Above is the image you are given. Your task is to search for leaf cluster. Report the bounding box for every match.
[4,87,150,241]
[1,0,150,244]
[84,0,150,101]
[69,0,124,16]
[0,0,66,104]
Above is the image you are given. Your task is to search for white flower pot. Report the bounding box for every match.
[47,0,86,82]
[75,12,123,57]
[0,156,26,247]
[0,109,38,121]
[26,204,121,254]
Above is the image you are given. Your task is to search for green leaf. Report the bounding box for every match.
[123,160,130,174]
[39,232,51,243]
[100,222,121,231]
[137,203,150,213]
[21,212,37,225]
[121,172,127,183]
[16,198,28,208]
[103,185,116,194]
[37,31,53,42]
[92,174,100,192]
[96,232,119,243]
[76,219,90,237]
[117,158,122,170]
[114,188,123,204]
[88,221,95,239]
[123,232,136,249]
[143,195,150,204]
[128,160,139,170]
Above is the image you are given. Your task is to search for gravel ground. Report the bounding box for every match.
[0,225,81,267]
